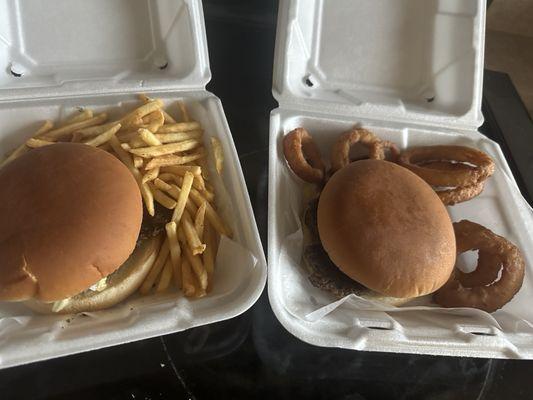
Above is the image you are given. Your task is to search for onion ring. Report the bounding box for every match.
[398,146,495,187]
[436,181,485,205]
[283,128,325,184]
[330,129,383,173]
[434,220,525,312]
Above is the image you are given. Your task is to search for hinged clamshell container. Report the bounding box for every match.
[268,0,533,358]
[0,0,266,369]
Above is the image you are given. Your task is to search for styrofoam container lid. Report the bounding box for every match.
[0,0,210,99]
[273,0,486,130]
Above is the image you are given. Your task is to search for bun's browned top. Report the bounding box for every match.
[317,160,456,298]
[0,143,142,302]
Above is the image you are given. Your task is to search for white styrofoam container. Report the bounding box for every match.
[268,0,533,358]
[0,0,266,369]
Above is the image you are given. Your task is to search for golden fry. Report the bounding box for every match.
[121,100,163,128]
[160,165,201,176]
[133,155,144,168]
[154,131,202,143]
[157,122,201,133]
[142,167,159,184]
[26,138,54,148]
[1,120,54,168]
[155,258,173,293]
[144,148,205,170]
[210,137,224,175]
[154,179,198,215]
[43,113,108,140]
[140,238,169,294]
[188,187,232,238]
[172,171,194,224]
[173,175,214,201]
[165,222,182,289]
[63,109,93,125]
[109,136,135,169]
[138,94,177,124]
[194,202,207,239]
[139,128,162,146]
[83,123,121,147]
[182,210,206,255]
[142,110,164,133]
[182,244,208,291]
[128,139,201,158]
[151,185,177,209]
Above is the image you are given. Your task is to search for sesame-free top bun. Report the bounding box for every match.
[317,160,456,299]
[0,143,143,302]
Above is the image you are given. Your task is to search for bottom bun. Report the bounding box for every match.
[25,236,161,314]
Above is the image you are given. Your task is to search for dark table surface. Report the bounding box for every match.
[2,1,533,399]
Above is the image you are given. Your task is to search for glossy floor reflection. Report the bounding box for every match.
[1,1,533,399]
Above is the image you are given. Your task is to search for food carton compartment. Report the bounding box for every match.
[274,0,485,127]
[0,92,266,369]
[268,108,533,358]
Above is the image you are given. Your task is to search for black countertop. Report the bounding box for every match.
[1,1,533,399]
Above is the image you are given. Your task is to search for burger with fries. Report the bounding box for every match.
[0,96,231,314]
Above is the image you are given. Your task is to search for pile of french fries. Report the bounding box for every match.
[0,95,231,298]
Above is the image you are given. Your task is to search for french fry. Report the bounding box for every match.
[154,179,197,215]
[133,155,144,168]
[129,136,146,148]
[160,165,201,176]
[155,258,173,293]
[138,94,177,124]
[178,101,190,122]
[182,209,206,255]
[74,121,119,138]
[63,109,93,125]
[162,110,177,124]
[172,171,194,224]
[83,123,121,147]
[145,148,205,169]
[197,157,210,180]
[151,184,177,209]
[157,122,201,133]
[128,139,201,158]
[0,120,54,168]
[182,243,208,291]
[165,222,182,289]
[140,238,169,294]
[181,259,196,297]
[188,187,231,237]
[109,135,135,169]
[211,137,224,175]
[142,110,164,133]
[34,120,55,137]
[154,131,202,144]
[194,202,207,239]
[173,175,214,201]
[121,100,163,128]
[26,138,54,148]
[142,167,159,184]
[141,182,155,216]
[43,113,108,140]
[139,128,162,146]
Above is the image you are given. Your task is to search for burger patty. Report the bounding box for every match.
[137,204,172,246]
[303,197,369,298]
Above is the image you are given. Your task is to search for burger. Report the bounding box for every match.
[0,143,164,314]
[303,159,456,305]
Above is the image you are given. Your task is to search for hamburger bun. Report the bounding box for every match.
[25,236,160,314]
[317,160,456,299]
[0,143,143,303]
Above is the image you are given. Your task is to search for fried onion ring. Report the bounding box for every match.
[330,129,383,173]
[434,220,525,312]
[436,181,486,205]
[283,128,325,184]
[398,146,495,187]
